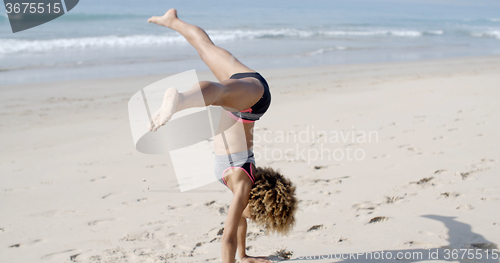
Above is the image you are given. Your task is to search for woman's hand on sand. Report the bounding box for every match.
[148,87,179,132]
[241,255,272,263]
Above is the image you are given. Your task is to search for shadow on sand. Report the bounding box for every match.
[271,215,499,263]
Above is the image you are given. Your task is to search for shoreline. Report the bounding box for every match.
[1,54,500,88]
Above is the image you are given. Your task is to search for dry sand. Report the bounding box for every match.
[1,56,500,262]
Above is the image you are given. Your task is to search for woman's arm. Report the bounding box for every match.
[221,182,252,263]
[237,218,272,263]
[237,216,248,260]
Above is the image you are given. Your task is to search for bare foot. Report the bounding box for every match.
[147,8,178,28]
[148,87,179,132]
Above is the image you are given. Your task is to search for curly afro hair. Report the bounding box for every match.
[248,166,298,235]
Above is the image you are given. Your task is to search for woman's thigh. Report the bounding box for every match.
[198,43,255,82]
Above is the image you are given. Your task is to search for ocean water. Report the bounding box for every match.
[1,0,500,84]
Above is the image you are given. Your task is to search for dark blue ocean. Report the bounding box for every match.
[1,0,500,84]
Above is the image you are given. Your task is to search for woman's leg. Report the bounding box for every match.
[148,9,254,82]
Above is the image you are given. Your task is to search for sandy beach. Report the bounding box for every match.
[1,56,500,262]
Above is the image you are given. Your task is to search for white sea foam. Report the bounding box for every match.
[321,30,422,37]
[0,28,432,55]
[471,30,500,39]
[0,34,182,55]
[0,29,313,54]
[207,28,314,40]
[426,30,444,35]
[390,30,422,37]
[306,46,347,56]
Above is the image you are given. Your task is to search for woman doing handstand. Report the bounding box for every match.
[147,9,298,263]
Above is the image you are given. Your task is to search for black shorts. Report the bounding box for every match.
[228,72,271,122]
